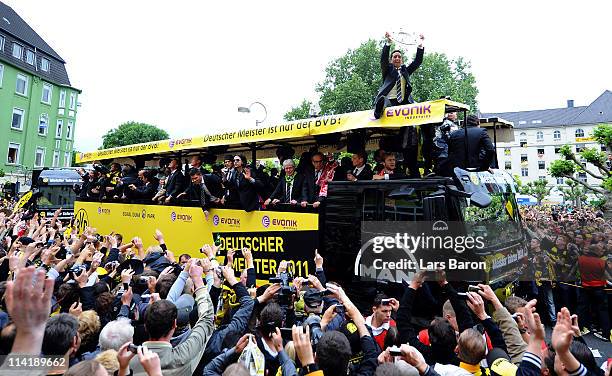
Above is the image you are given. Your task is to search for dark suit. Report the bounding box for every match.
[225,170,262,212]
[183,182,213,211]
[350,164,374,181]
[374,44,424,116]
[165,169,185,199]
[447,126,495,173]
[269,173,306,203]
[203,173,223,200]
[131,181,159,203]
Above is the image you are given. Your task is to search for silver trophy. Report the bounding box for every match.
[390,28,418,46]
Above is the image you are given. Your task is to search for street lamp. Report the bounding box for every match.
[237,101,268,127]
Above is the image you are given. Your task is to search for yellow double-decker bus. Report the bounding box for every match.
[74,99,524,297]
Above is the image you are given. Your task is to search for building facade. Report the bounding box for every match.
[482,90,612,191]
[0,1,81,184]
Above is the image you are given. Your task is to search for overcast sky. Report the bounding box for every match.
[4,0,612,152]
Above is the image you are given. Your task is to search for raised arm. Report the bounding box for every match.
[381,32,392,78]
[407,34,424,74]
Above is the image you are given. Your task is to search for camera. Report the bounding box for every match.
[467,285,482,292]
[68,264,87,274]
[269,271,295,309]
[388,345,402,356]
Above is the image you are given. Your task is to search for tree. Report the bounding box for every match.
[0,169,4,178]
[557,180,587,208]
[284,39,479,118]
[284,99,312,121]
[519,179,552,205]
[548,123,612,213]
[101,122,169,149]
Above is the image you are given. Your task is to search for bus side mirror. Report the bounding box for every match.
[469,191,492,208]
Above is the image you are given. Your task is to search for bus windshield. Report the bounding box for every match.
[463,192,523,251]
[36,185,77,209]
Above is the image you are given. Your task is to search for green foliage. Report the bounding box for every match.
[589,196,607,209]
[512,174,523,189]
[464,194,507,222]
[519,179,551,204]
[603,177,612,192]
[579,147,607,166]
[284,39,479,118]
[559,144,573,159]
[593,123,612,149]
[0,169,4,178]
[411,54,479,111]
[102,122,169,149]
[284,99,312,121]
[319,75,373,115]
[548,159,576,177]
[558,180,586,204]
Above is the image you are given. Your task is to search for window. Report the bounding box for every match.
[518,121,526,125]
[556,177,564,184]
[504,161,512,170]
[41,57,50,72]
[537,148,545,156]
[519,132,527,147]
[41,83,52,104]
[66,141,71,150]
[538,161,545,170]
[64,152,71,167]
[55,140,60,149]
[536,131,544,141]
[69,93,76,110]
[575,129,584,138]
[576,144,584,153]
[532,120,542,124]
[34,147,45,167]
[504,148,511,156]
[56,119,63,138]
[38,114,48,135]
[521,154,528,163]
[0,35,4,51]
[59,90,66,108]
[602,145,608,152]
[0,63,3,87]
[7,143,20,164]
[15,74,28,95]
[25,49,35,65]
[12,43,23,59]
[554,130,561,140]
[521,167,529,177]
[577,172,587,182]
[52,151,59,167]
[555,147,561,154]
[11,108,24,130]
[538,176,546,182]
[66,120,73,139]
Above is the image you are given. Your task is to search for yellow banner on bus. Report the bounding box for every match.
[74,201,319,279]
[76,99,463,163]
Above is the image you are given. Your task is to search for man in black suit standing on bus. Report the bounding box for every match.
[373,32,424,119]
[373,32,424,178]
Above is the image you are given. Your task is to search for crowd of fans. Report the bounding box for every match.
[520,205,612,342]
[0,200,611,376]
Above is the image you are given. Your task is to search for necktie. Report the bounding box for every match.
[395,71,403,102]
[200,183,208,207]
[285,182,292,203]
[354,168,359,176]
